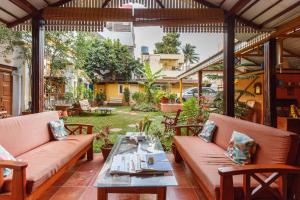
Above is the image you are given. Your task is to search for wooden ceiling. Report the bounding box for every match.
[0,0,299,33]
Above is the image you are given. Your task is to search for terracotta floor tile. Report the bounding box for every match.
[37,187,60,200]
[48,187,86,200]
[63,171,96,187]
[39,153,205,200]
[167,187,199,200]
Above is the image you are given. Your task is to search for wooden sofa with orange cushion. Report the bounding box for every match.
[0,111,94,200]
[173,113,300,200]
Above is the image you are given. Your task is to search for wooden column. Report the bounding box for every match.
[179,79,183,103]
[223,15,235,117]
[31,15,45,113]
[263,39,277,127]
[198,71,202,105]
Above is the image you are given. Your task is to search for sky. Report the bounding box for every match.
[134,26,223,62]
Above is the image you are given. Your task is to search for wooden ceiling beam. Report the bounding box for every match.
[8,0,74,28]
[49,0,73,7]
[43,7,134,22]
[259,1,300,27]
[0,7,19,19]
[283,48,300,58]
[9,0,37,13]
[102,0,112,8]
[250,0,282,22]
[43,7,224,22]
[228,0,250,15]
[155,0,165,8]
[193,0,261,30]
[238,0,259,16]
[219,0,226,8]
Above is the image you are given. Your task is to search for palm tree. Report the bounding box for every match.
[182,44,200,70]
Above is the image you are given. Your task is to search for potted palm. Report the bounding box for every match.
[95,125,113,160]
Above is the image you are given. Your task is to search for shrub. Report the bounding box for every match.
[131,102,158,112]
[181,97,200,124]
[64,92,74,103]
[124,87,130,103]
[132,92,145,104]
[153,90,167,104]
[96,91,106,105]
[167,93,177,103]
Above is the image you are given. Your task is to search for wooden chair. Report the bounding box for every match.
[76,99,97,115]
[218,164,300,200]
[161,109,182,132]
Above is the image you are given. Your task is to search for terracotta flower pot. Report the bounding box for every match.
[101,144,113,160]
[160,97,169,104]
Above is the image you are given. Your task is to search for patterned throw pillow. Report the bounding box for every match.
[0,145,16,177]
[49,119,68,140]
[225,131,256,165]
[198,120,217,142]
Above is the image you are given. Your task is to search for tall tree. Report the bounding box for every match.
[182,43,199,68]
[83,38,143,82]
[154,33,181,54]
[44,32,75,94]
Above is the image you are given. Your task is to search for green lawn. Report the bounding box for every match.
[66,106,166,152]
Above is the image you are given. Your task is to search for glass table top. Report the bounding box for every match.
[94,135,178,188]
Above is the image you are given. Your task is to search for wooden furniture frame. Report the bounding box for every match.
[218,164,300,200]
[161,109,182,132]
[172,125,300,200]
[97,187,167,200]
[0,123,94,200]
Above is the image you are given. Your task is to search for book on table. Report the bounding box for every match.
[110,153,172,175]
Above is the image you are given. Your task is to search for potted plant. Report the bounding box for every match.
[167,93,177,104]
[136,116,152,133]
[160,96,169,104]
[96,91,106,106]
[123,87,130,106]
[95,125,113,160]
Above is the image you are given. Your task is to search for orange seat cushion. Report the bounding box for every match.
[2,134,94,194]
[174,136,278,200]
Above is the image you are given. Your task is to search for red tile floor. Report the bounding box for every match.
[38,153,207,200]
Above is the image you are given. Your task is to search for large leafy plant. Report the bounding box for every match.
[142,62,162,104]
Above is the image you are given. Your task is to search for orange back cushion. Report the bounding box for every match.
[0,111,59,157]
[209,113,299,165]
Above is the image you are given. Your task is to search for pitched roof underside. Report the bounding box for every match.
[1,0,299,33]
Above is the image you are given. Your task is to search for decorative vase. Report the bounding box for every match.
[160,97,169,104]
[101,144,113,160]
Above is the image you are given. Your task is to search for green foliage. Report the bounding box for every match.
[64,92,74,103]
[132,92,145,104]
[147,120,174,151]
[154,33,181,54]
[123,87,130,103]
[96,91,106,104]
[83,38,143,82]
[131,103,158,112]
[136,116,152,133]
[143,62,162,104]
[205,64,257,117]
[182,43,199,66]
[153,90,167,104]
[181,97,200,124]
[76,81,93,101]
[167,93,177,101]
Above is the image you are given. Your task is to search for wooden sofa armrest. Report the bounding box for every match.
[64,123,94,135]
[174,124,203,136]
[0,160,28,200]
[218,164,300,200]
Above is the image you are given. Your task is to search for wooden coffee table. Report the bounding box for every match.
[94,136,177,200]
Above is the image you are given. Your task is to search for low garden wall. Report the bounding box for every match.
[160,103,183,113]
